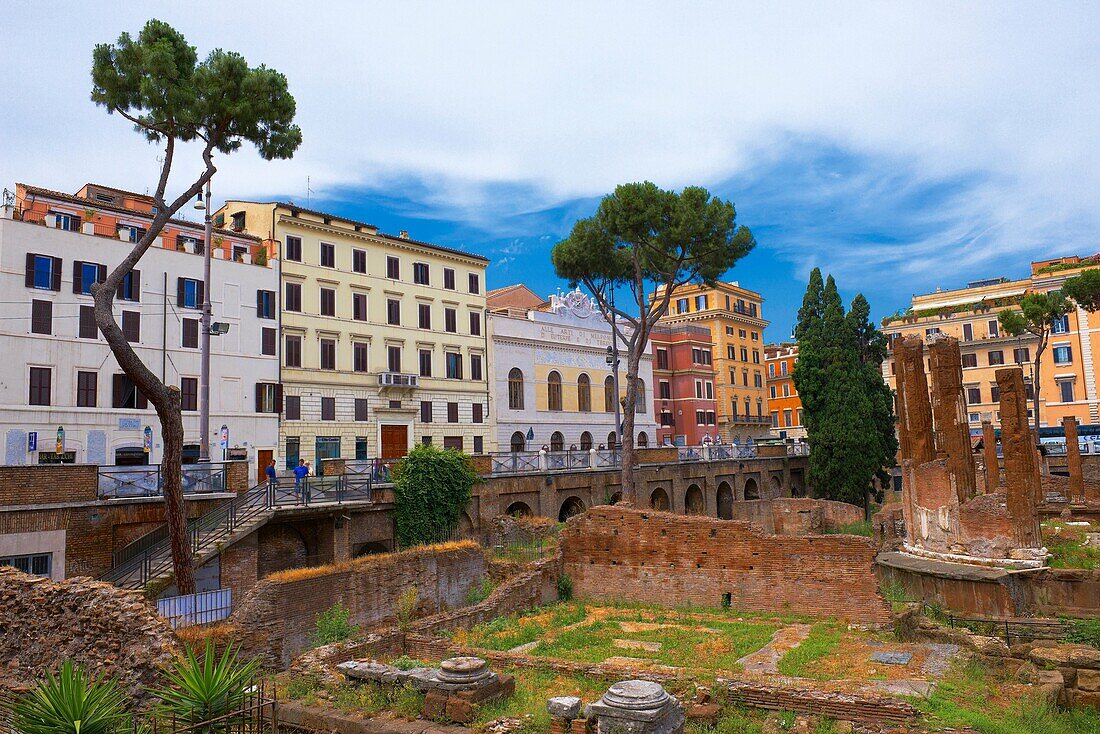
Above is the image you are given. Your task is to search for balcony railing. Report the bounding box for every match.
[728,415,772,425]
[97,462,230,499]
[488,448,622,475]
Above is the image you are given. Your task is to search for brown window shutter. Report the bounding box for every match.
[131,270,140,301]
[136,386,148,410]
[255,383,263,413]
[73,260,83,294]
[97,264,107,285]
[275,384,283,414]
[198,281,205,308]
[25,253,35,288]
[112,374,124,408]
[177,278,185,307]
[51,257,62,291]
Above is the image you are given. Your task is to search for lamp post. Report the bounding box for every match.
[605,286,622,451]
[196,183,213,462]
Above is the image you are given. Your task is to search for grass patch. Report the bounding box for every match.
[1043,521,1100,570]
[458,602,589,651]
[823,520,872,537]
[473,666,607,733]
[776,623,843,678]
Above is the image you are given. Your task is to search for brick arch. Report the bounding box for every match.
[685,484,705,515]
[717,481,734,519]
[559,496,586,522]
[650,487,670,511]
[506,501,533,517]
[744,477,760,500]
[770,474,783,497]
[257,523,310,578]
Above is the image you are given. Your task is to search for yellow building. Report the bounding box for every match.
[217,200,493,465]
[653,281,771,439]
[881,255,1093,431]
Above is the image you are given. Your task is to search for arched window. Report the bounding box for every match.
[607,431,617,450]
[580,431,593,450]
[635,380,646,413]
[510,431,526,452]
[604,375,615,412]
[577,373,591,412]
[637,431,648,448]
[508,368,524,409]
[547,371,563,411]
[550,431,564,452]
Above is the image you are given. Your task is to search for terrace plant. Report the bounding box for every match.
[12,661,131,734]
[151,640,259,727]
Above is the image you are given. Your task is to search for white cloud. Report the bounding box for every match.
[1,1,1098,287]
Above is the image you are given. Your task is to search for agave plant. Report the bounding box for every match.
[150,641,259,729]
[12,660,131,734]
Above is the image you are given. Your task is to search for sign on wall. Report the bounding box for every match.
[27,432,37,452]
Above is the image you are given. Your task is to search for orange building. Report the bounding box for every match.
[764,344,804,438]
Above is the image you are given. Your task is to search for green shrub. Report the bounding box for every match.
[393,444,479,547]
[823,520,872,537]
[285,674,321,700]
[151,640,260,727]
[1062,618,1100,649]
[465,577,496,605]
[13,660,131,734]
[557,572,573,601]
[309,603,358,648]
[390,656,429,671]
[396,586,418,631]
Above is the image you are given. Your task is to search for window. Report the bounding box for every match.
[445,308,457,333]
[413,262,430,285]
[285,437,300,469]
[256,290,276,319]
[469,311,481,336]
[421,401,434,422]
[447,402,459,423]
[578,373,592,412]
[781,361,788,376]
[728,345,736,360]
[695,380,704,399]
[25,254,61,291]
[752,350,760,364]
[284,395,301,420]
[990,383,1001,403]
[285,235,302,262]
[768,363,775,377]
[76,371,97,408]
[320,338,336,370]
[473,403,484,424]
[285,335,302,367]
[444,436,463,451]
[320,242,335,268]
[319,287,336,316]
[388,345,402,372]
[751,332,759,342]
[419,349,432,377]
[261,327,277,356]
[285,283,302,312]
[1059,380,1075,403]
[444,268,456,290]
[660,411,674,427]
[797,409,804,425]
[446,352,463,379]
[122,311,140,343]
[784,409,793,427]
[547,371,563,411]
[508,368,524,409]
[73,261,106,295]
[961,353,977,368]
[676,297,689,314]
[180,377,198,411]
[254,383,281,414]
[1053,345,1073,364]
[30,300,52,335]
[697,410,707,425]
[739,329,747,338]
[962,323,973,341]
[987,319,999,338]
[0,553,51,578]
[355,398,369,421]
[321,397,336,420]
[112,373,147,409]
[177,278,203,309]
[1013,347,1030,364]
[966,386,981,405]
[753,372,762,388]
[1051,314,1070,335]
[387,299,401,325]
[353,342,369,372]
[691,348,712,365]
[695,294,707,310]
[353,249,367,273]
[470,353,483,381]
[988,350,1004,366]
[659,381,671,399]
[473,435,484,454]
[656,349,669,370]
[116,270,140,302]
[604,375,615,411]
[418,303,431,329]
[469,273,480,294]
[742,368,749,386]
[782,384,790,397]
[636,380,647,413]
[770,385,777,399]
[925,327,940,338]
[740,347,748,361]
[79,305,98,339]
[316,436,340,459]
[386,256,400,279]
[356,437,369,460]
[352,292,367,321]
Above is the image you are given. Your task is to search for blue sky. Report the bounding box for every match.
[2,2,1099,341]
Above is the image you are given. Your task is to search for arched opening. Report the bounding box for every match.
[608,491,622,505]
[607,431,617,450]
[558,496,585,522]
[604,376,615,412]
[650,487,670,511]
[637,431,649,448]
[685,484,705,515]
[510,431,526,452]
[550,431,565,452]
[577,373,591,412]
[717,482,733,519]
[257,523,310,577]
[508,368,524,409]
[771,475,783,497]
[506,501,532,517]
[355,541,392,557]
[635,379,646,413]
[457,512,475,538]
[547,371,563,411]
[580,431,593,450]
[744,477,760,500]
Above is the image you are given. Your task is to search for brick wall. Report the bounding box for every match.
[561,507,891,623]
[231,542,489,667]
[0,464,98,505]
[726,498,864,535]
[227,460,250,492]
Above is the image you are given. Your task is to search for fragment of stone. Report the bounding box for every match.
[586,679,684,734]
[547,695,582,719]
[869,651,913,666]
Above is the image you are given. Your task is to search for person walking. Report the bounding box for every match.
[265,460,277,495]
[293,459,309,500]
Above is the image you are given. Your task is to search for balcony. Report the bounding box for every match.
[727,415,771,425]
[379,372,419,388]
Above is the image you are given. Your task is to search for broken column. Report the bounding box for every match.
[587,680,685,734]
[894,335,936,544]
[928,337,977,503]
[996,368,1043,549]
[1064,416,1085,504]
[982,420,999,494]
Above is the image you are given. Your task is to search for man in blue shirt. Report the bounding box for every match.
[292,459,309,499]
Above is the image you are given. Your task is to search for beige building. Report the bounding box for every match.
[881,255,1093,432]
[218,201,493,465]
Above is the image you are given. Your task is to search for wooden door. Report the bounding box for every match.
[256,449,273,484]
[380,425,408,460]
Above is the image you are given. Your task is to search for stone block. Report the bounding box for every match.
[1030,644,1100,670]
[869,651,913,665]
[422,689,448,720]
[549,696,582,719]
[1059,666,1078,689]
[445,695,476,724]
[570,719,591,734]
[685,703,720,726]
[587,680,684,734]
[1078,668,1100,692]
[1075,691,1100,709]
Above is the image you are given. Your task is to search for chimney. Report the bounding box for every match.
[398,230,410,240]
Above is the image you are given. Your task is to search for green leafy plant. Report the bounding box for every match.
[465,577,495,605]
[390,656,428,671]
[309,603,357,648]
[151,640,259,727]
[392,444,478,547]
[252,246,268,267]
[557,572,573,601]
[1062,618,1100,649]
[396,586,418,631]
[12,660,131,734]
[823,520,872,537]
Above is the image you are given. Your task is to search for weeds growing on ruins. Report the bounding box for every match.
[392,444,479,547]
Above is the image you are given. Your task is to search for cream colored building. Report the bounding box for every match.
[218,201,493,465]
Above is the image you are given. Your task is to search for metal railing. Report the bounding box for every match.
[491,451,541,474]
[97,463,229,499]
[677,444,760,462]
[926,605,1073,645]
[488,448,622,475]
[786,442,811,457]
[344,458,397,484]
[157,588,232,629]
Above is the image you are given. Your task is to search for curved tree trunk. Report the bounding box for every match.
[619,349,641,506]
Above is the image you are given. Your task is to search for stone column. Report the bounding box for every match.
[982,421,999,494]
[1064,416,1085,504]
[996,368,1043,548]
[894,336,936,466]
[928,337,977,502]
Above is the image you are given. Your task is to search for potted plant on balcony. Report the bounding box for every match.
[82,207,97,235]
[253,245,268,266]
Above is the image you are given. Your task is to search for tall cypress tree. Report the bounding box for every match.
[846,294,899,490]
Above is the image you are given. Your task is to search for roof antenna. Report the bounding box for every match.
[306,176,313,208]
